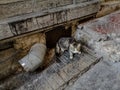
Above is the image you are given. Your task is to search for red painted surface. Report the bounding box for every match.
[89,12,120,34]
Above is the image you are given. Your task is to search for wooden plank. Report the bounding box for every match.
[57,70,69,82]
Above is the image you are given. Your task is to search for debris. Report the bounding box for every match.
[19,43,47,72]
[74,10,120,63]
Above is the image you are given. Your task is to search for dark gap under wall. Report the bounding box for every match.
[0,41,14,51]
[45,25,72,48]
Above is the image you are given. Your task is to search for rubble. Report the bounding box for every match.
[74,10,120,63]
[94,40,120,62]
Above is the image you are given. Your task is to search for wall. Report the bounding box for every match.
[0,0,90,20]
[0,0,100,41]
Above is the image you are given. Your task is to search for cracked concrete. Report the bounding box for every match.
[64,60,120,90]
[65,10,120,90]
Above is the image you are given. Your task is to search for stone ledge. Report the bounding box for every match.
[0,0,24,4]
[0,0,100,41]
[0,0,72,19]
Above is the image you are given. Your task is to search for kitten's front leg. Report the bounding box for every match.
[78,51,81,54]
[69,51,73,59]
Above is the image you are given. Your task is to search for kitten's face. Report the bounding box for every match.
[69,42,81,53]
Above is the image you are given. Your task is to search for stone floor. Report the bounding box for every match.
[64,60,120,90]
[63,10,120,90]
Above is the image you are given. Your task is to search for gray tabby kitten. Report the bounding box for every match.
[56,37,81,60]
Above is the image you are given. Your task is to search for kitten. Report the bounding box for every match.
[69,41,81,59]
[56,37,81,60]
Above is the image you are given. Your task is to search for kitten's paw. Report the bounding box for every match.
[70,56,73,60]
[78,52,81,54]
